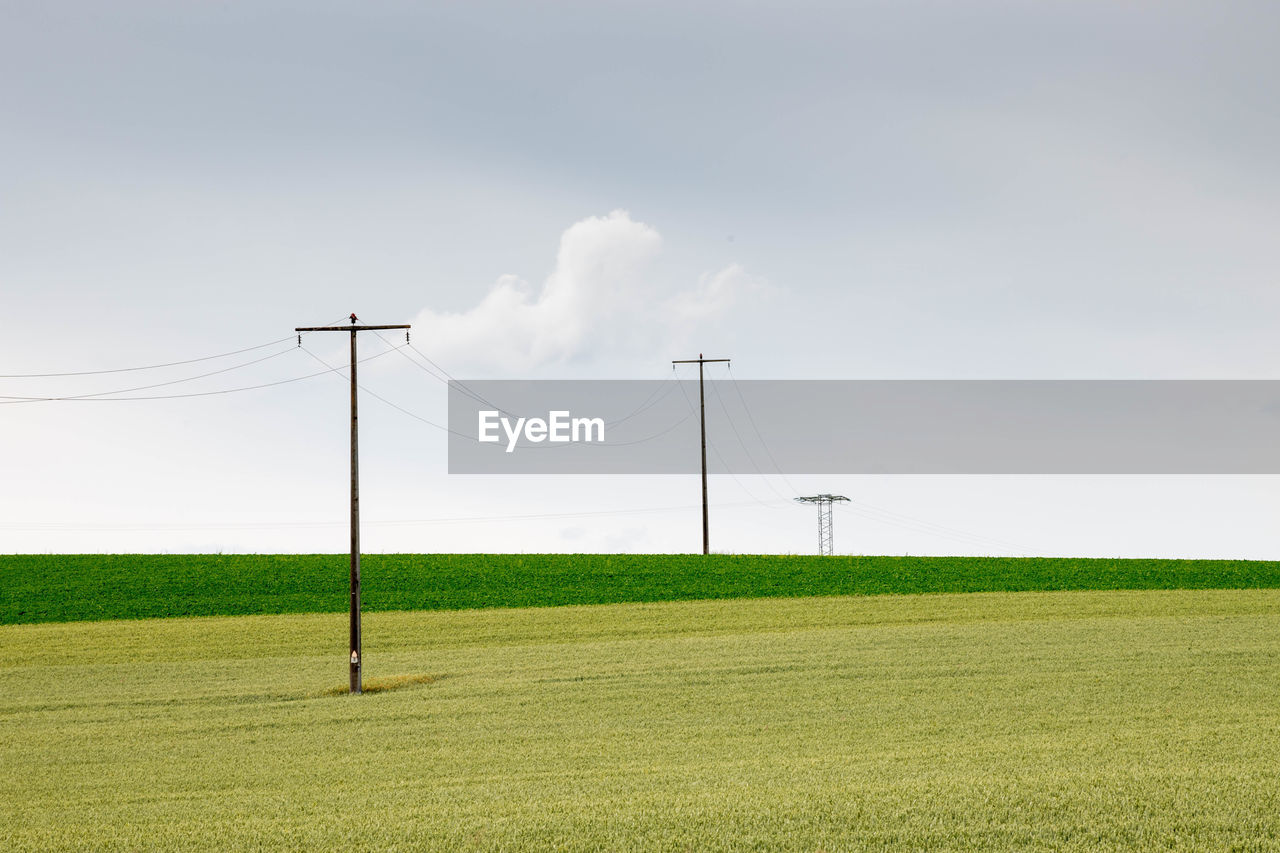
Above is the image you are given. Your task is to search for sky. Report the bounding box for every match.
[2,0,1279,557]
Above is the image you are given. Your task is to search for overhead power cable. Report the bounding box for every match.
[310,343,699,450]
[0,345,297,402]
[0,499,791,532]
[0,345,400,403]
[605,375,681,428]
[0,315,350,379]
[706,375,795,505]
[715,362,1051,555]
[673,365,778,510]
[834,500,1050,556]
[299,345,474,440]
[372,331,519,419]
[0,335,296,378]
[597,406,696,446]
[372,330,513,414]
[377,332,683,429]
[725,363,805,497]
[706,442,785,510]
[363,334,693,443]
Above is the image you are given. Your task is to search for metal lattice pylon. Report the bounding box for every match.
[795,494,850,556]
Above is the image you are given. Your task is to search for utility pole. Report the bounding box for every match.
[672,354,730,554]
[795,495,850,556]
[295,314,410,694]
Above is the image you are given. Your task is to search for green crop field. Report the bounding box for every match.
[4,589,1280,851]
[5,553,1280,624]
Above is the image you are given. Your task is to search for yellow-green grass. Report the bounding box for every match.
[3,590,1280,851]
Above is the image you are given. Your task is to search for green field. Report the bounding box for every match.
[4,589,1280,850]
[5,552,1280,624]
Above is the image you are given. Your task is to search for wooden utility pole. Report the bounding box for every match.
[295,315,410,694]
[672,354,730,554]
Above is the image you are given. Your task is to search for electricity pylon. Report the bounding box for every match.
[795,494,850,556]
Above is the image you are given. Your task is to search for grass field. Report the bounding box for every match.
[4,589,1280,850]
[5,552,1280,624]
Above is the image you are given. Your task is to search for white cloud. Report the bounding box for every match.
[668,262,767,325]
[413,210,766,373]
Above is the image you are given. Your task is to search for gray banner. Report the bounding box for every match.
[447,380,1280,474]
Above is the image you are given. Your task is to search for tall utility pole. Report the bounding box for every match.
[295,314,410,694]
[795,495,850,556]
[672,354,730,554]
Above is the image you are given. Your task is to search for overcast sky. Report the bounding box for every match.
[3,1,1279,557]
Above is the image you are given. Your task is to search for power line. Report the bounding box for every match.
[4,323,1055,556]
[599,405,696,446]
[0,334,297,378]
[833,500,1049,556]
[304,342,701,451]
[841,500,1048,554]
[719,363,1048,555]
[299,345,475,440]
[365,355,695,449]
[0,344,298,402]
[706,375,795,505]
[725,363,804,497]
[356,334,695,445]
[372,331,511,414]
[0,499,793,533]
[0,346,400,403]
[706,441,785,511]
[603,375,682,428]
[377,332,685,430]
[0,315,351,378]
[673,370,780,512]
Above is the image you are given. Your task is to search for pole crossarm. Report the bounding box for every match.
[295,325,411,332]
[671,358,730,364]
[295,316,411,695]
